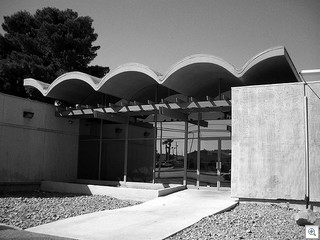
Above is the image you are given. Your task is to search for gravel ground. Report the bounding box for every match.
[0,191,141,229]
[2,192,319,239]
[167,203,320,240]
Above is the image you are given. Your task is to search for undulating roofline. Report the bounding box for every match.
[24,46,301,104]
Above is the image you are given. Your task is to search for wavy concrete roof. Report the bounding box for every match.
[24,46,300,104]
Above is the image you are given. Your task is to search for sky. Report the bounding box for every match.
[0,0,319,75]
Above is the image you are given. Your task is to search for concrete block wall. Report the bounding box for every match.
[231,82,320,202]
[0,93,79,183]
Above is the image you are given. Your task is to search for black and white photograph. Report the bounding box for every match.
[0,0,319,239]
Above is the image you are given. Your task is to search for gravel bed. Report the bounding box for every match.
[167,203,320,240]
[0,191,141,229]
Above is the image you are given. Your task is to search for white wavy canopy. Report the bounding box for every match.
[24,46,300,104]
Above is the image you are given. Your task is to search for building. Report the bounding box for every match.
[2,46,319,208]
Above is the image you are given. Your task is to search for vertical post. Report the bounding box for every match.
[152,114,158,183]
[175,142,178,161]
[123,118,129,184]
[219,78,222,100]
[304,95,310,208]
[158,122,163,178]
[98,119,103,180]
[217,139,221,190]
[196,113,201,189]
[183,121,188,186]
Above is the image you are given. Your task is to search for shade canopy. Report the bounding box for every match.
[24,46,300,105]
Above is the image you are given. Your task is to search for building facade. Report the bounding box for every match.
[2,46,316,205]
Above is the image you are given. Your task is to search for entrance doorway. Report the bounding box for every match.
[155,121,231,188]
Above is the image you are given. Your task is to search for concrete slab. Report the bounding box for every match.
[27,189,238,240]
[41,181,186,202]
[0,224,75,240]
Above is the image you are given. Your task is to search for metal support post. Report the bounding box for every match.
[123,119,129,184]
[152,114,158,183]
[196,113,201,189]
[304,95,310,208]
[217,139,221,190]
[183,121,188,186]
[98,119,103,180]
[158,122,163,178]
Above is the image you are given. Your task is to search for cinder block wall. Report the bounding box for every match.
[231,82,320,202]
[0,93,79,184]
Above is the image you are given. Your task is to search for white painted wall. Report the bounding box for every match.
[0,93,79,183]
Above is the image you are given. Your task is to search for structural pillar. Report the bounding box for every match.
[158,122,163,178]
[123,119,129,184]
[152,114,158,183]
[98,119,103,180]
[196,113,201,189]
[183,121,188,186]
[217,139,222,190]
[304,95,310,208]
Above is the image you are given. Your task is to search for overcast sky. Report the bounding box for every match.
[0,0,319,75]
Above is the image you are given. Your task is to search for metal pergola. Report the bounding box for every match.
[56,97,232,189]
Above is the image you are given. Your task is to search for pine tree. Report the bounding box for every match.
[0,7,109,99]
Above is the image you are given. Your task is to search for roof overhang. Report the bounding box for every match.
[24,46,301,105]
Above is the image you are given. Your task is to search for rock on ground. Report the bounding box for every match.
[292,208,320,226]
[167,203,320,240]
[0,191,141,229]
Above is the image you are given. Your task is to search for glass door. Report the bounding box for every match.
[198,140,218,187]
[220,140,231,187]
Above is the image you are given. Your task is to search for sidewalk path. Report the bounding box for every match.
[27,189,238,240]
[0,224,75,240]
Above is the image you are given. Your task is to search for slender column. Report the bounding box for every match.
[152,114,158,183]
[219,78,222,100]
[217,139,221,190]
[123,119,129,184]
[196,113,201,189]
[175,142,178,161]
[158,122,163,178]
[304,95,310,208]
[98,119,103,180]
[183,121,188,186]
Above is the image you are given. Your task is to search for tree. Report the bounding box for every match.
[163,138,174,162]
[0,7,109,99]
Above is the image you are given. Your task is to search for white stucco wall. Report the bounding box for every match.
[0,93,79,183]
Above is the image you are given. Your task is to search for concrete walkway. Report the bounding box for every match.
[27,189,238,240]
[0,224,75,240]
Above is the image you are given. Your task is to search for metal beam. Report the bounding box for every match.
[189,119,208,128]
[93,111,132,123]
[121,109,159,117]
[159,107,188,121]
[160,107,208,127]
[56,100,232,119]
